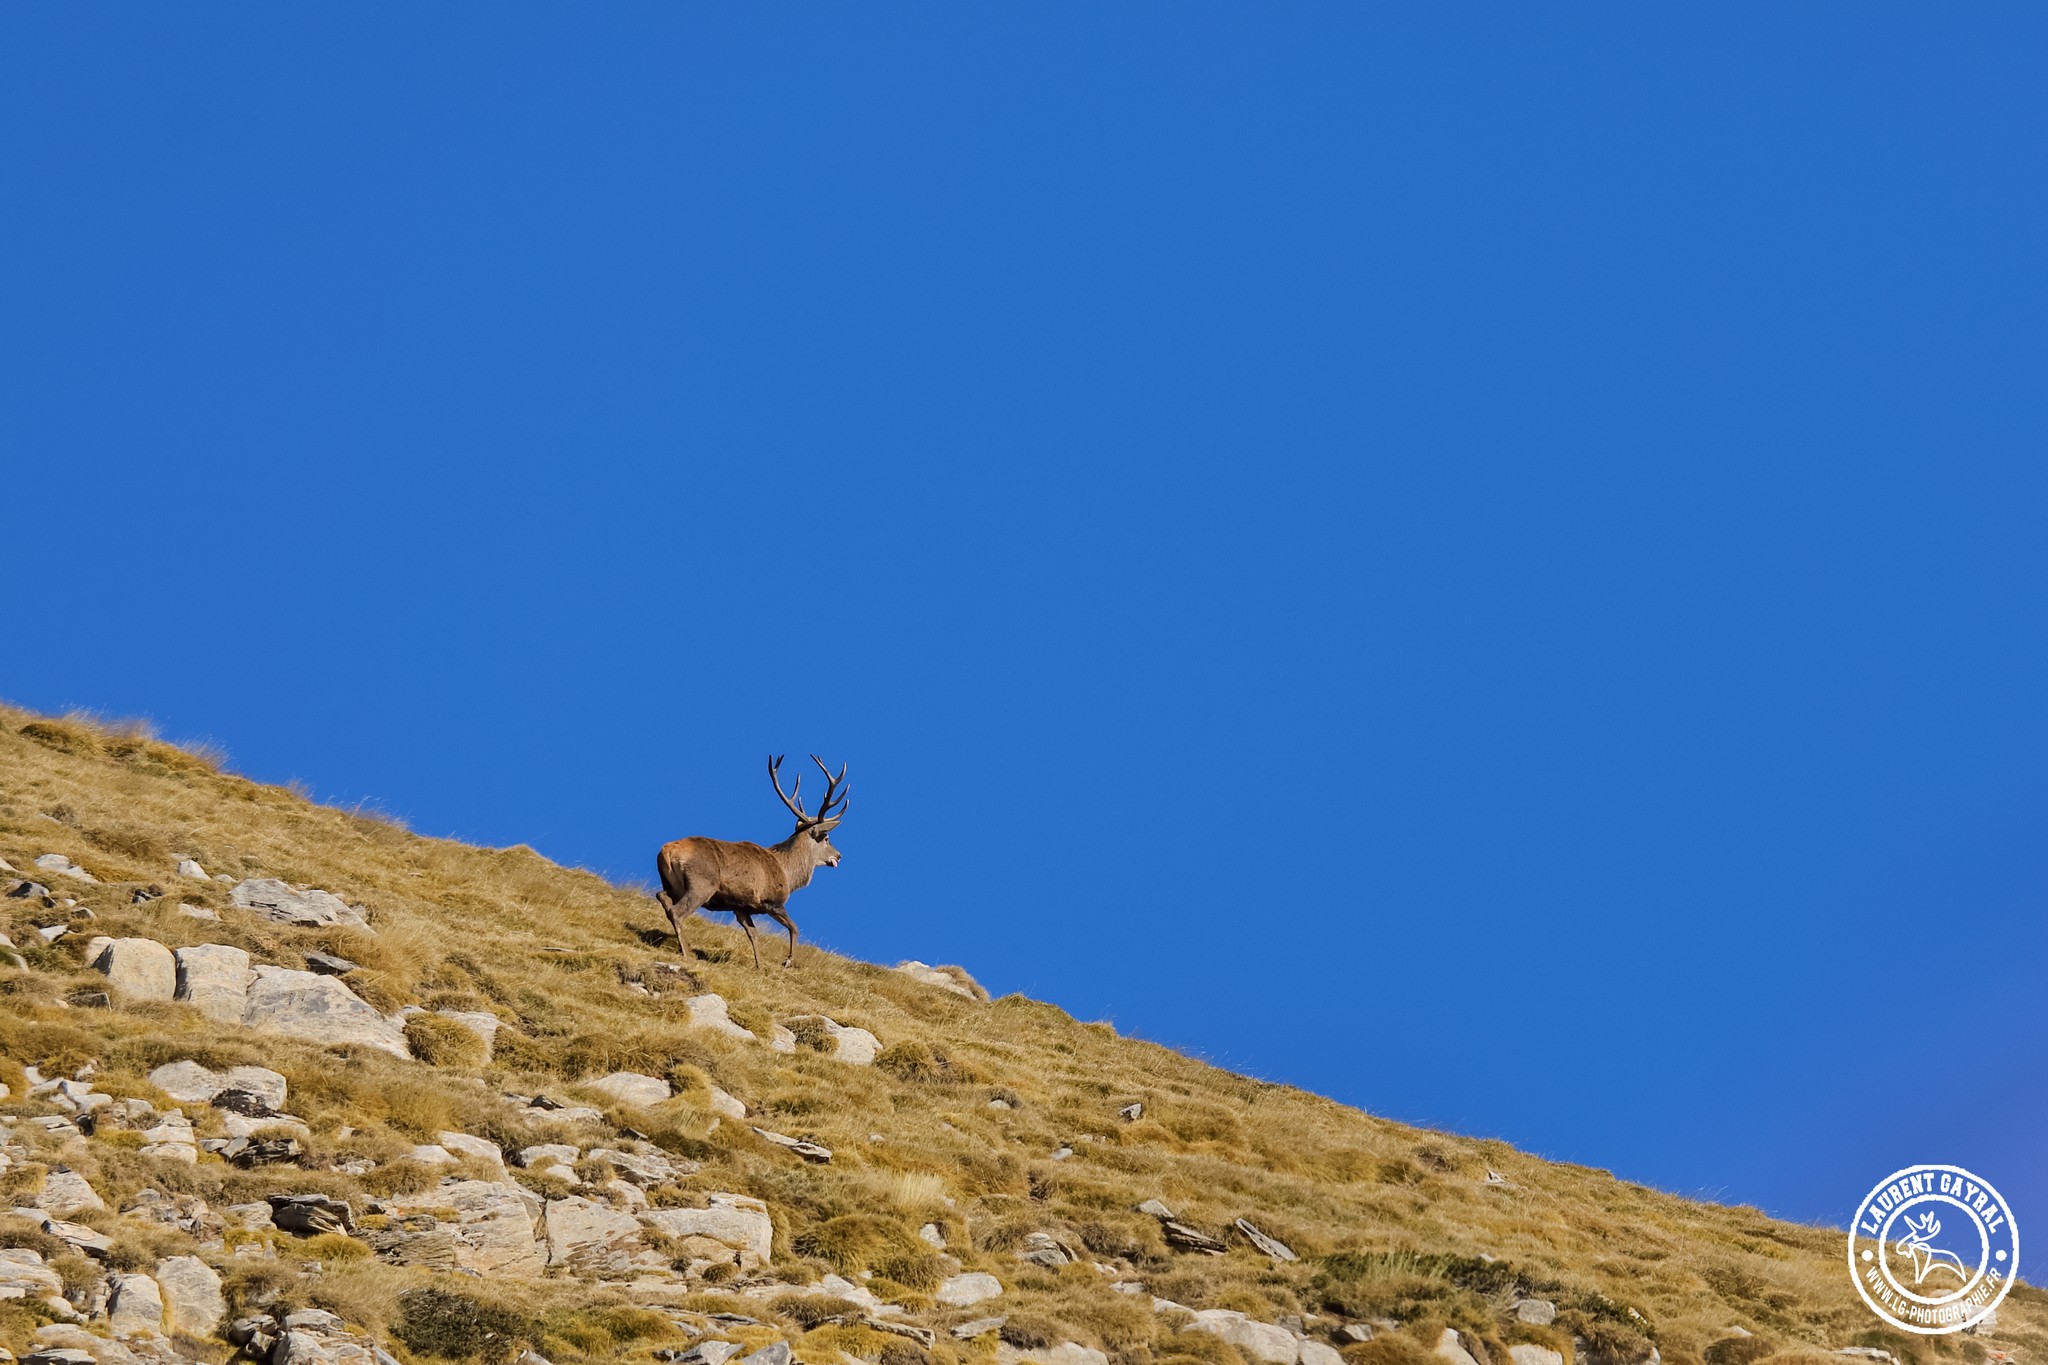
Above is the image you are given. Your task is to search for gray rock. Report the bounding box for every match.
[154,1256,224,1336]
[1514,1300,1557,1327]
[384,1180,544,1278]
[7,879,51,901]
[108,1272,164,1336]
[751,1127,831,1163]
[1509,1348,1565,1365]
[87,937,176,1001]
[1234,1218,1298,1262]
[937,1271,1005,1307]
[243,966,408,1058]
[269,1193,354,1235]
[678,1343,746,1365]
[588,1146,683,1186]
[919,1222,947,1249]
[175,858,208,880]
[740,1344,790,1365]
[228,878,367,928]
[1302,1344,1347,1365]
[1341,1325,1375,1343]
[585,1071,670,1107]
[31,1169,104,1217]
[1162,1219,1228,1255]
[304,951,360,975]
[436,1132,507,1170]
[147,1060,287,1112]
[437,1010,500,1058]
[1119,1102,1144,1121]
[1018,1231,1077,1267]
[1183,1311,1299,1365]
[0,1248,64,1299]
[684,994,758,1043]
[543,1195,652,1278]
[517,1143,581,1175]
[1136,1198,1176,1219]
[34,854,96,883]
[172,943,252,1023]
[176,902,219,921]
[894,960,978,997]
[954,1316,1008,1339]
[1436,1328,1484,1365]
[786,1014,881,1064]
[639,1193,774,1269]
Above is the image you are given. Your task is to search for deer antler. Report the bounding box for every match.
[768,755,810,822]
[810,754,850,825]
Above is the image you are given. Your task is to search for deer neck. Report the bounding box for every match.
[771,832,822,892]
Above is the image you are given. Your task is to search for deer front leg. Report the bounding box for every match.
[764,908,799,968]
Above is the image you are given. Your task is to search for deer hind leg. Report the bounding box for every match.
[656,882,707,961]
[736,914,764,970]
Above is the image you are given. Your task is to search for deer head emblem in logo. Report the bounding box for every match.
[1894,1212,1971,1285]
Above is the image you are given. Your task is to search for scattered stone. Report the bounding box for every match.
[108,1272,164,1336]
[172,943,252,1023]
[244,965,409,1058]
[544,1195,654,1278]
[1136,1199,1175,1219]
[1119,1102,1144,1122]
[1436,1328,1485,1365]
[1161,1220,1228,1255]
[587,1071,671,1107]
[1049,1145,1073,1161]
[437,1132,507,1170]
[0,1248,65,1300]
[85,937,176,1001]
[937,1272,1005,1307]
[868,1320,937,1347]
[1234,1218,1298,1262]
[954,1316,1008,1340]
[385,1180,547,1277]
[1184,1311,1300,1365]
[1483,1169,1514,1188]
[32,1169,104,1217]
[893,960,979,997]
[751,1127,832,1163]
[269,1193,355,1235]
[29,1216,111,1257]
[997,1346,1108,1365]
[641,1192,776,1269]
[1509,1348,1565,1365]
[1019,1231,1078,1267]
[176,858,209,880]
[35,925,66,943]
[787,1014,881,1064]
[154,1256,224,1336]
[34,854,96,883]
[229,878,367,927]
[7,880,51,901]
[436,1009,499,1057]
[670,1345,746,1365]
[740,1344,791,1365]
[919,1222,946,1249]
[1341,1325,1375,1343]
[1514,1300,1557,1327]
[767,1024,797,1053]
[589,1146,686,1186]
[176,902,220,921]
[518,1143,581,1177]
[304,951,360,976]
[148,1060,288,1112]
[705,1085,746,1120]
[1834,1351,1894,1363]
[681,993,758,1043]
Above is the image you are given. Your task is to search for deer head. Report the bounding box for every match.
[769,754,850,870]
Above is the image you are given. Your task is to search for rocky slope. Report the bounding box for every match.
[0,706,2036,1365]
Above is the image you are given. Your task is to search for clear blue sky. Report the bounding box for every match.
[6,8,2045,1262]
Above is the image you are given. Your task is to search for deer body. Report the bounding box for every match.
[656,755,847,970]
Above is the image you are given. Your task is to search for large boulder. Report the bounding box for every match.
[684,994,758,1043]
[936,1272,1004,1307]
[108,1272,164,1337]
[543,1195,652,1278]
[387,1180,545,1278]
[586,1071,670,1107]
[0,1248,64,1300]
[147,1060,288,1112]
[1436,1330,1485,1365]
[31,1168,104,1217]
[894,960,982,998]
[1183,1311,1299,1365]
[243,966,408,1058]
[87,937,176,1002]
[640,1193,774,1269]
[154,1255,224,1336]
[173,944,252,1023]
[229,878,367,927]
[787,1015,881,1064]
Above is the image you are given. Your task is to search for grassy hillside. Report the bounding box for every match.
[0,704,2034,1365]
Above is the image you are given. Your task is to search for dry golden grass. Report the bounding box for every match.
[0,703,2039,1365]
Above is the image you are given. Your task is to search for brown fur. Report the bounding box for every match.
[655,756,847,969]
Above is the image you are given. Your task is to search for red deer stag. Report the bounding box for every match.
[655,755,848,970]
